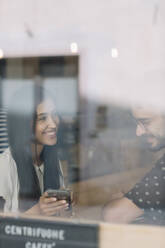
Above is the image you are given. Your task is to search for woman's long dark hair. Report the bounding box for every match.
[7,84,61,211]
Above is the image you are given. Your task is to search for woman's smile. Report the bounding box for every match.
[43,130,57,139]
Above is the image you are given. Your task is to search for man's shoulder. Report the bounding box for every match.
[154,153,165,170]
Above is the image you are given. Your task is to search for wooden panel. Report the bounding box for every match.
[100,223,165,248]
[71,167,150,206]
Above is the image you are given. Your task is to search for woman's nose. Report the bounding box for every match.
[47,116,57,128]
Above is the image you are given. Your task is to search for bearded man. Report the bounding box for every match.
[103,107,165,226]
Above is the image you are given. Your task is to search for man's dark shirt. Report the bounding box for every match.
[125,154,165,226]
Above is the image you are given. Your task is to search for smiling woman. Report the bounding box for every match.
[35,99,60,147]
[0,84,69,216]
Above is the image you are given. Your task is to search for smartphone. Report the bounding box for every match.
[46,189,72,209]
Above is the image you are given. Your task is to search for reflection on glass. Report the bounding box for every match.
[0,56,165,227]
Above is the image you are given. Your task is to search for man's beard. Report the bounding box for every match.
[142,134,165,152]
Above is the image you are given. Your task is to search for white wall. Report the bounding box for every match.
[0,0,165,110]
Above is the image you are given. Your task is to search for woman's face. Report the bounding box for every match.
[35,99,59,146]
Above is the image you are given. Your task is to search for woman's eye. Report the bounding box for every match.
[38,116,47,121]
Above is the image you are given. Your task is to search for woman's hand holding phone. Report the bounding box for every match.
[39,192,69,216]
